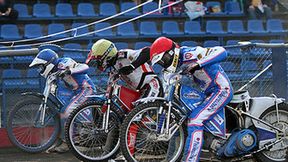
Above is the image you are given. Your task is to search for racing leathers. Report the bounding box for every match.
[115,47,163,98]
[179,46,233,162]
[57,57,96,139]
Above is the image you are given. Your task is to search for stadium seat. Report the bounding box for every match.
[63,43,85,62]
[71,23,89,36]
[134,42,151,49]
[225,1,242,15]
[206,21,225,34]
[227,20,247,34]
[95,22,115,36]
[100,3,117,16]
[33,3,52,17]
[115,42,129,50]
[206,1,224,14]
[121,2,140,16]
[269,39,285,43]
[226,40,240,46]
[266,19,285,33]
[162,21,183,35]
[77,3,97,16]
[184,21,205,35]
[117,22,137,36]
[1,24,21,40]
[250,40,269,55]
[250,40,265,43]
[142,2,161,15]
[2,69,25,88]
[26,69,40,87]
[221,62,237,72]
[13,46,34,63]
[140,21,160,36]
[24,24,43,38]
[14,4,31,17]
[241,61,258,72]
[203,40,220,47]
[248,20,266,33]
[181,41,198,47]
[48,23,67,38]
[56,3,74,17]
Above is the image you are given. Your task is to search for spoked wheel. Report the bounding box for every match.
[255,103,288,162]
[7,96,60,153]
[120,101,185,162]
[65,100,122,162]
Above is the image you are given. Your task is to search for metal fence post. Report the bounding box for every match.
[272,47,288,100]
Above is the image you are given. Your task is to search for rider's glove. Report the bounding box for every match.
[181,63,200,75]
[59,69,71,78]
[118,65,135,75]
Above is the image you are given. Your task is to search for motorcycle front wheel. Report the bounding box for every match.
[120,101,185,162]
[7,95,60,153]
[65,100,122,162]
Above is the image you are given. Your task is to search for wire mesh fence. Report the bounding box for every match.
[0,43,279,127]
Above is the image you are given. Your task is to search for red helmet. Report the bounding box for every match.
[150,37,180,72]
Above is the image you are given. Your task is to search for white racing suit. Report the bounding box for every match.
[114,48,163,98]
[57,57,96,139]
[179,46,233,162]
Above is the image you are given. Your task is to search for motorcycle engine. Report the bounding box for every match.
[216,129,257,157]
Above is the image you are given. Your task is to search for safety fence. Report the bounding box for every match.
[0,43,285,127]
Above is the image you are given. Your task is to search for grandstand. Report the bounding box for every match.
[0,0,287,130]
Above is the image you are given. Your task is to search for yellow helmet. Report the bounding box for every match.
[86,39,118,71]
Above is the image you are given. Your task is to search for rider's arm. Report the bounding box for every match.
[197,46,227,67]
[58,58,89,74]
[129,47,150,69]
[70,63,89,74]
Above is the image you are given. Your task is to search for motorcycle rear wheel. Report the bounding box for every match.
[255,103,288,162]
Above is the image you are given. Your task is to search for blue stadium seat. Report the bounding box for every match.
[162,21,183,35]
[100,3,117,16]
[241,61,258,72]
[203,40,220,47]
[33,3,52,17]
[26,69,40,87]
[95,22,115,36]
[117,23,137,36]
[115,42,129,50]
[184,21,205,35]
[227,20,247,34]
[267,19,285,33]
[134,42,151,49]
[206,21,225,34]
[181,41,198,47]
[48,23,67,38]
[226,40,240,46]
[142,2,162,15]
[13,46,34,63]
[71,23,89,36]
[121,2,140,16]
[225,1,242,15]
[63,43,85,62]
[0,46,11,63]
[248,20,266,33]
[269,39,285,43]
[221,61,240,79]
[250,40,265,43]
[250,40,269,55]
[77,3,97,16]
[2,69,25,88]
[24,24,43,38]
[140,21,160,36]
[1,24,21,40]
[14,4,31,17]
[56,3,74,17]
[206,1,224,14]
[226,40,241,56]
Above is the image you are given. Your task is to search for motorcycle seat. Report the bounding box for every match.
[230,90,251,103]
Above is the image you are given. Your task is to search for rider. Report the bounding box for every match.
[29,49,96,153]
[149,37,233,162]
[86,39,163,99]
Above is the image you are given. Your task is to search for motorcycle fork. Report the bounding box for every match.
[103,99,111,133]
[39,95,49,126]
[271,94,280,123]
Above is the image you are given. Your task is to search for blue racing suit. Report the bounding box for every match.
[57,57,96,139]
[179,46,233,162]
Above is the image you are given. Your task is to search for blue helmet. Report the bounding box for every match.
[29,49,59,78]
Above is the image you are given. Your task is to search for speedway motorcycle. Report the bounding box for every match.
[120,71,288,162]
[65,71,141,161]
[7,71,74,153]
